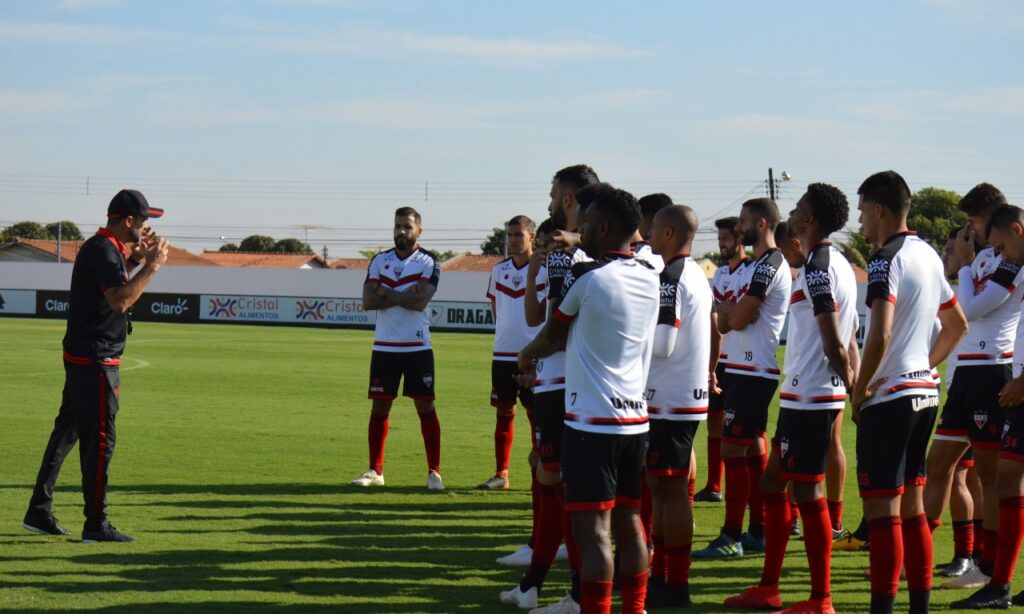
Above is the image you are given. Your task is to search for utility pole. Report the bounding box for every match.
[56,222,62,262]
[322,245,328,263]
[768,167,776,200]
[503,221,508,258]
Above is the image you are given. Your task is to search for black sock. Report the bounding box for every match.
[908,589,930,614]
[870,593,894,614]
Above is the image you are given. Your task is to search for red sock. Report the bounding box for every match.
[991,496,1024,586]
[528,484,564,570]
[760,491,790,587]
[747,454,767,530]
[495,412,515,473]
[902,513,932,592]
[800,498,833,600]
[528,471,540,549]
[706,436,723,492]
[724,457,750,534]
[581,580,613,614]
[827,499,843,532]
[868,516,903,598]
[688,478,696,504]
[641,475,653,544]
[927,517,941,534]
[620,570,649,614]
[417,410,441,472]
[952,520,975,557]
[368,414,389,474]
[983,528,999,573]
[666,544,692,586]
[651,535,666,583]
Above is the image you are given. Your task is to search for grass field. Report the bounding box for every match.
[0,318,971,612]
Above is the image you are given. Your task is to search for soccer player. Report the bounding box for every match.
[23,189,168,542]
[696,217,751,504]
[352,207,444,491]
[951,203,1024,608]
[643,204,712,609]
[518,186,659,614]
[695,197,791,559]
[923,184,1024,591]
[480,215,544,491]
[724,183,857,613]
[853,170,967,614]
[498,165,599,613]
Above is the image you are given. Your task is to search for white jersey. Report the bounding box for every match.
[646,255,713,421]
[1013,300,1024,379]
[631,240,665,273]
[554,252,659,435]
[534,247,590,392]
[779,243,858,410]
[711,258,753,365]
[950,247,1024,368]
[365,247,440,352]
[487,257,547,361]
[863,232,957,408]
[723,248,791,380]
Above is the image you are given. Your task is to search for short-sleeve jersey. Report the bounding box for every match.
[723,249,791,379]
[534,247,590,392]
[62,228,131,361]
[365,247,440,352]
[631,240,665,273]
[554,252,659,435]
[951,247,1024,367]
[712,258,753,364]
[646,255,713,421]
[779,243,858,410]
[863,232,957,408]
[1014,300,1024,379]
[487,257,547,360]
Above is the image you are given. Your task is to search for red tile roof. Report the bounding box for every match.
[2,238,216,266]
[200,251,327,268]
[330,258,371,270]
[441,253,504,272]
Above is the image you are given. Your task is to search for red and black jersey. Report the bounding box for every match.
[62,228,130,361]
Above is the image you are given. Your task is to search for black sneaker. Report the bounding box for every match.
[693,488,723,503]
[790,518,802,537]
[1013,589,1024,606]
[937,555,975,578]
[81,524,134,543]
[949,584,1011,610]
[646,583,691,608]
[22,513,71,536]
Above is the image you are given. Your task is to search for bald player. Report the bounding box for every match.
[644,205,713,609]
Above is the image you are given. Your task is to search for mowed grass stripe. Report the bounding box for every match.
[0,319,965,612]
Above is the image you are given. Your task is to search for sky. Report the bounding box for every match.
[2,0,1023,258]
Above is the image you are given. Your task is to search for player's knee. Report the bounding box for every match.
[527,449,539,468]
[536,467,561,486]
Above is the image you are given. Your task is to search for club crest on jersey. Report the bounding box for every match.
[511,274,523,288]
[974,411,987,429]
[724,409,735,425]
[393,263,404,277]
[422,374,433,388]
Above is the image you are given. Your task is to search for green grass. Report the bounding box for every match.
[0,318,964,612]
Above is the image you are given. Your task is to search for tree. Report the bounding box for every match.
[1,221,50,242]
[46,221,83,241]
[360,248,387,259]
[428,249,458,262]
[219,243,240,252]
[908,187,963,251]
[238,235,276,252]
[481,227,506,256]
[273,238,313,254]
[838,230,871,268]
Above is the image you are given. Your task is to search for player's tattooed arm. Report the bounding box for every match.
[362,283,394,310]
[716,295,760,333]
[376,280,436,312]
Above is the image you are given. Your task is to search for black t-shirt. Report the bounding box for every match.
[62,228,130,360]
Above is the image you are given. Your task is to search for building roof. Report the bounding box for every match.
[441,253,504,272]
[330,258,371,270]
[694,258,718,280]
[0,237,217,266]
[200,251,328,269]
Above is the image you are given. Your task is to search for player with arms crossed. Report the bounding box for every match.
[352,207,444,491]
[642,204,712,609]
[697,197,791,559]
[518,187,659,614]
[725,183,857,613]
[853,171,967,614]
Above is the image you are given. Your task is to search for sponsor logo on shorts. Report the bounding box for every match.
[911,396,938,411]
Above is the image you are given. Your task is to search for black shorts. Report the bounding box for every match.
[368,350,435,401]
[773,408,839,483]
[646,420,699,477]
[534,390,566,472]
[709,365,729,413]
[722,374,777,445]
[562,427,647,511]
[935,364,1011,448]
[958,445,975,469]
[490,360,534,409]
[1001,408,1024,462]
[856,395,938,498]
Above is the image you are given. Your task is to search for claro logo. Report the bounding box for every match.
[151,298,189,315]
[45,298,69,313]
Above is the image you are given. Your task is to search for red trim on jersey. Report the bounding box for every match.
[374,341,426,347]
[606,251,635,258]
[861,486,905,498]
[809,394,847,402]
[553,309,574,322]
[615,495,642,508]
[672,318,681,328]
[957,351,1014,360]
[535,376,566,386]
[791,290,807,303]
[97,227,128,258]
[493,283,527,299]
[883,382,938,394]
[719,353,728,359]
[587,416,649,425]
[939,295,959,311]
[536,282,547,291]
[566,500,616,512]
[779,392,800,401]
[366,277,380,284]
[63,350,121,366]
[766,368,781,374]
[668,406,708,415]
[722,362,756,371]
[379,273,424,288]
[493,351,519,357]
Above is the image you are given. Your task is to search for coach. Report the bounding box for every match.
[23,189,168,543]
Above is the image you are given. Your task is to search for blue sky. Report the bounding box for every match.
[2,0,1022,257]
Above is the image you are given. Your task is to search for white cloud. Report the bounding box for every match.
[0,19,159,45]
[0,89,91,118]
[945,86,1024,115]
